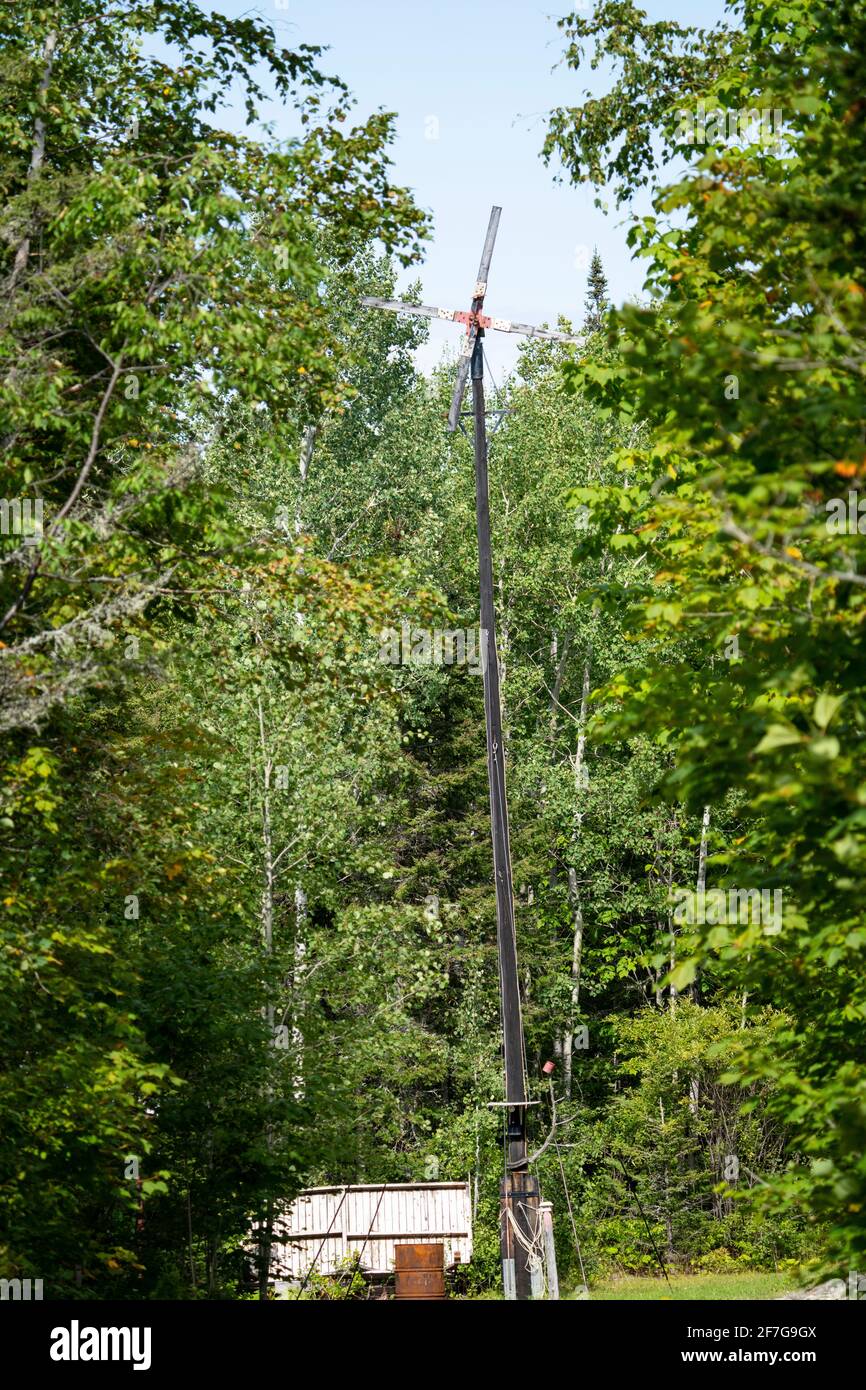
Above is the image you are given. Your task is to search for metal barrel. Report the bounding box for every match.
[393,1243,446,1300]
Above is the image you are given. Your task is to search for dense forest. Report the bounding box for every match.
[1,0,864,1301]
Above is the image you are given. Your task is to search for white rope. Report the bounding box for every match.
[505,1202,545,1272]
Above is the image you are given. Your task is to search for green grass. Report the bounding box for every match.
[457,1271,798,1300]
[586,1271,796,1301]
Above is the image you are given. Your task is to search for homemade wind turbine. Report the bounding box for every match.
[361,208,582,1299]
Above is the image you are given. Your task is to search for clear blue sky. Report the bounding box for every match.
[204,1,728,375]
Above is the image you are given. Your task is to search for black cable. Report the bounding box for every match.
[328,1184,389,1300]
[614,1154,673,1293]
[351,1184,387,1274]
[294,1185,351,1300]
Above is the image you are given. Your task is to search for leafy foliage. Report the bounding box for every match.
[2,0,860,1300]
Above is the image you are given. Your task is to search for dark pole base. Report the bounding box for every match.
[500,1171,541,1300]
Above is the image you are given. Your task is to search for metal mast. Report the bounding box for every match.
[361,208,582,1299]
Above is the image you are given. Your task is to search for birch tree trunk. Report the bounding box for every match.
[664,807,681,1013]
[295,424,316,535]
[545,633,570,896]
[692,806,711,1000]
[292,885,307,1100]
[10,29,57,289]
[548,632,570,742]
[563,652,591,1099]
[289,425,315,1098]
[257,697,274,955]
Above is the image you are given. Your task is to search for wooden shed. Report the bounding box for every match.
[270,1182,472,1281]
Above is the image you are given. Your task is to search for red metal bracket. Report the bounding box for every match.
[454,310,493,333]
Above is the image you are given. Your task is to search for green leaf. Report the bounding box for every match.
[754,724,802,754]
[813,692,845,732]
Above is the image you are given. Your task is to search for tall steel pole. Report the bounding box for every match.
[467,213,537,1297]
[470,333,538,1301]
[360,206,546,1298]
[471,334,525,1143]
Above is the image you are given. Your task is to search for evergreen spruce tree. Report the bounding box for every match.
[583,248,609,333]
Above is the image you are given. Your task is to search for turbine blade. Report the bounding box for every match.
[489,316,584,345]
[447,337,474,432]
[445,208,501,432]
[472,207,502,306]
[359,296,456,322]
